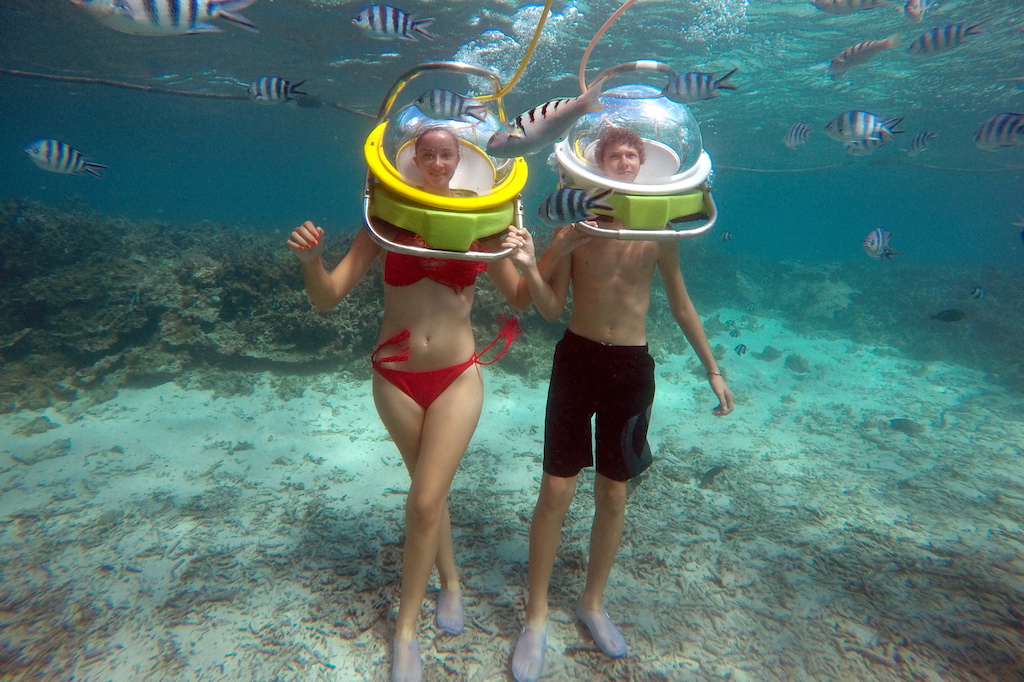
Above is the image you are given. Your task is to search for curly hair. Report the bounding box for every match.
[594,127,647,166]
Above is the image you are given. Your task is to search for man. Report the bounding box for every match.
[506,126,734,682]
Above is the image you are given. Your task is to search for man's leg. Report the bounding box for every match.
[512,472,578,682]
[577,472,628,657]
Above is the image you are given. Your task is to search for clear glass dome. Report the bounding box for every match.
[381,103,516,194]
[563,84,704,182]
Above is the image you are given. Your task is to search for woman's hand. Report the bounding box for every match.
[503,225,537,270]
[286,221,324,262]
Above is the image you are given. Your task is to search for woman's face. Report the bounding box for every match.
[413,130,460,194]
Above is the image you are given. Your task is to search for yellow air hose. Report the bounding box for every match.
[477,0,554,101]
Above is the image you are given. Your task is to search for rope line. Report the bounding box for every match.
[0,67,375,118]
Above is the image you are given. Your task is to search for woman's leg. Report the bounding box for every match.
[374,366,484,642]
[373,375,457,587]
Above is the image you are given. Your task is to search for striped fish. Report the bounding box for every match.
[825,110,904,143]
[811,0,890,15]
[974,113,1024,151]
[415,89,488,123]
[784,122,812,148]
[829,35,899,77]
[70,0,258,35]
[536,187,614,229]
[906,129,939,156]
[352,5,435,41]
[24,140,107,178]
[908,21,988,56]
[903,0,933,23]
[487,60,675,158]
[863,228,898,260]
[247,77,306,104]
[661,69,738,104]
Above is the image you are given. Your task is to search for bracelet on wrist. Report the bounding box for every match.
[707,371,722,378]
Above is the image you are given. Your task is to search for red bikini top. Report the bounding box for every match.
[383,233,488,292]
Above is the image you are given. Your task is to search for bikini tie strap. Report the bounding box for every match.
[372,329,412,364]
[474,314,522,366]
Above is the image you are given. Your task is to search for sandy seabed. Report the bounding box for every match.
[2,311,1024,681]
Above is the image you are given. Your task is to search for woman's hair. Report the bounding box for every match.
[594,127,647,166]
[415,126,460,157]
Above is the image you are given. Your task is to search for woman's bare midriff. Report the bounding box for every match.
[378,279,478,369]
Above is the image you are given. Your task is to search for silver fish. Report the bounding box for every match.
[908,21,988,56]
[248,77,306,104]
[906,130,939,156]
[415,89,488,123]
[784,122,812,148]
[487,60,674,158]
[829,35,899,77]
[904,0,933,23]
[974,113,1024,151]
[863,228,899,260]
[487,91,604,158]
[661,68,738,104]
[70,0,258,35]
[537,187,614,229]
[825,110,904,143]
[353,5,435,41]
[24,139,106,178]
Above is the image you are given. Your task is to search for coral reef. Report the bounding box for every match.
[0,201,384,409]
[2,199,1023,411]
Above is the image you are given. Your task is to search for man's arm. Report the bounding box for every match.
[657,241,734,415]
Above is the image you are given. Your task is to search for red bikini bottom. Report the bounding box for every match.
[371,315,520,409]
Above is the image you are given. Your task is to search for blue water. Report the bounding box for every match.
[2,0,1022,268]
[3,1,1024,680]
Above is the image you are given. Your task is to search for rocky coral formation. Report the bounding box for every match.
[2,200,1023,411]
[0,201,545,411]
[0,200,567,412]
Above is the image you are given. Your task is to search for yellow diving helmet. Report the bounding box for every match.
[362,62,528,260]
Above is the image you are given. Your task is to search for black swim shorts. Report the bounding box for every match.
[543,329,656,482]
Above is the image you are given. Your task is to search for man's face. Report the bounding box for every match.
[599,142,642,182]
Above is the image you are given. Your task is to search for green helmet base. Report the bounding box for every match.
[371,182,514,251]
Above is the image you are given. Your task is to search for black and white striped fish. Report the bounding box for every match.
[353,5,435,41]
[70,0,258,35]
[825,110,904,143]
[974,113,1024,151]
[248,77,306,104]
[906,130,939,156]
[536,187,614,229]
[661,69,738,104]
[487,60,676,158]
[415,89,487,122]
[24,140,106,178]
[486,92,605,158]
[784,122,812,148]
[908,21,988,56]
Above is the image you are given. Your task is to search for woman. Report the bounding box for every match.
[287,127,529,682]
